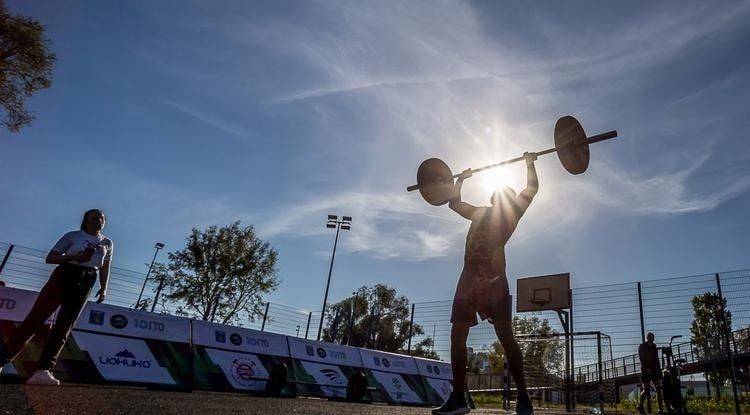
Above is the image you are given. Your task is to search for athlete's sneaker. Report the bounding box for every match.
[431,391,470,415]
[26,370,60,386]
[514,400,534,415]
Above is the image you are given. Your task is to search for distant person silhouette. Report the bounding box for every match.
[637,332,664,414]
[432,153,538,415]
[0,209,112,385]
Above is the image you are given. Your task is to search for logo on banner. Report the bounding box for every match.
[392,377,406,399]
[439,381,451,397]
[0,297,16,310]
[99,349,152,368]
[231,358,258,387]
[230,333,243,346]
[215,330,226,343]
[373,356,381,366]
[245,337,270,348]
[382,358,391,368]
[134,318,164,332]
[89,310,105,325]
[320,368,345,384]
[305,345,315,356]
[316,347,327,358]
[110,314,128,329]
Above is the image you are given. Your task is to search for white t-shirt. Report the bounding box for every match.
[51,230,114,270]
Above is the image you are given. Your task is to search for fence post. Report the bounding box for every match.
[260,302,270,332]
[150,275,166,313]
[407,303,415,355]
[637,281,651,411]
[305,312,312,339]
[568,289,576,410]
[346,294,356,346]
[0,244,14,275]
[503,358,510,410]
[330,308,342,342]
[715,273,741,415]
[597,332,604,413]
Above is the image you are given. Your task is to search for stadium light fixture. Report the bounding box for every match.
[317,214,353,340]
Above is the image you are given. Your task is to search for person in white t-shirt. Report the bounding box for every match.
[0,209,113,386]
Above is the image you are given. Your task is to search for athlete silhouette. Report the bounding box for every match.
[432,153,538,415]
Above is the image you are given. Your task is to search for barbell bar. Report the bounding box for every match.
[406,116,618,205]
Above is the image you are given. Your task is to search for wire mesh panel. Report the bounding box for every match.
[0,243,155,309]
[262,303,312,337]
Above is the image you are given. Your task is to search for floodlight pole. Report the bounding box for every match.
[317,215,351,341]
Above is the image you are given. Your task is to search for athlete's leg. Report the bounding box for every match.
[493,320,531,406]
[38,271,95,370]
[451,323,471,393]
[1,269,63,364]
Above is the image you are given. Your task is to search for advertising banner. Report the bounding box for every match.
[414,356,453,380]
[414,357,454,405]
[75,302,190,343]
[370,370,424,404]
[359,349,419,375]
[191,320,293,395]
[287,337,363,367]
[71,331,178,385]
[0,286,54,323]
[425,376,454,403]
[203,348,269,391]
[358,349,426,404]
[298,360,349,398]
[192,320,288,357]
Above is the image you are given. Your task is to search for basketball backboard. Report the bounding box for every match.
[516,273,570,312]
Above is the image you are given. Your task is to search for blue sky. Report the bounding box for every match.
[2,1,749,311]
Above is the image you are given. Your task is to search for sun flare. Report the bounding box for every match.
[479,168,513,195]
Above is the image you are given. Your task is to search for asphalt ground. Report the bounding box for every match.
[0,383,509,415]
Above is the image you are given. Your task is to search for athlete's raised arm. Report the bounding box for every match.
[449,169,479,220]
[515,153,538,215]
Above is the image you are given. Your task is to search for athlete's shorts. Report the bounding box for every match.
[450,263,512,326]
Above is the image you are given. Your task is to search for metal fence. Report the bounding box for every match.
[409,270,750,363]
[0,241,321,337]
[2,240,749,358]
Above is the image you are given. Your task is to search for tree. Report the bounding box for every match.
[486,315,564,376]
[322,284,436,357]
[160,221,279,325]
[0,1,56,132]
[410,336,440,360]
[690,291,732,400]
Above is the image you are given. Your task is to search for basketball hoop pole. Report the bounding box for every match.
[556,307,572,413]
[555,289,574,413]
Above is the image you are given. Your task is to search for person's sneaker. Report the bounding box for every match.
[431,391,470,415]
[636,404,647,414]
[513,400,534,415]
[26,370,60,386]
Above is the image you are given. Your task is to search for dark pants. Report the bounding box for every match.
[0,263,96,370]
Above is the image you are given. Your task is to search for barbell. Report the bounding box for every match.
[406,115,618,206]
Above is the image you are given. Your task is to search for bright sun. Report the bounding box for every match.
[479,168,513,194]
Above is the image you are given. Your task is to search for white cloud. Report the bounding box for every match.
[188,1,750,260]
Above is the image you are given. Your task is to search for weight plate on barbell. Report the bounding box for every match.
[554,115,590,175]
[416,158,456,206]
